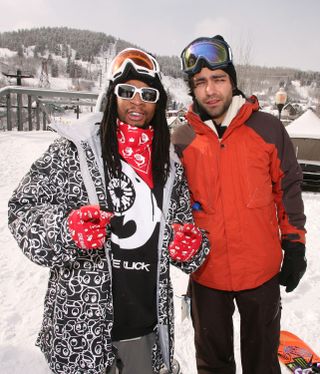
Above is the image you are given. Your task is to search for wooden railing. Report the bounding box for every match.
[0,86,99,131]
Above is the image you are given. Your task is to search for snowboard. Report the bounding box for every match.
[278,330,320,373]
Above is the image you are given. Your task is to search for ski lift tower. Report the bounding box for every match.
[39,59,50,88]
[100,41,117,88]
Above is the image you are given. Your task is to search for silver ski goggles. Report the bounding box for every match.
[108,48,161,81]
[114,83,160,103]
[180,37,233,75]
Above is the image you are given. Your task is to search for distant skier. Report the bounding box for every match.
[172,35,307,374]
[8,48,209,374]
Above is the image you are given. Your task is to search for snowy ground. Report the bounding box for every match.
[0,130,319,374]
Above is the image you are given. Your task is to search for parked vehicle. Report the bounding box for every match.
[286,109,320,190]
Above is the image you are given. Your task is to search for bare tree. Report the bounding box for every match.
[233,33,254,94]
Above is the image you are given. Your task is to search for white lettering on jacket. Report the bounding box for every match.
[111,257,151,272]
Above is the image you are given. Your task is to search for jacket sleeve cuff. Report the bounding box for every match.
[281,239,305,254]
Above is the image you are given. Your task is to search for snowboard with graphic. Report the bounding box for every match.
[278,330,320,373]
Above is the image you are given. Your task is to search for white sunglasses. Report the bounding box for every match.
[114,83,160,103]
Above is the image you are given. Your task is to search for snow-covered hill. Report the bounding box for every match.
[2,43,320,114]
[0,129,319,374]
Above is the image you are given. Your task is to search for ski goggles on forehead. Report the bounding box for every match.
[181,38,233,75]
[114,83,160,103]
[108,48,160,81]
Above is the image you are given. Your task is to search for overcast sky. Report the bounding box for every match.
[1,0,319,72]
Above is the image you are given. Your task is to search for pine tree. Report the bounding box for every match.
[54,44,61,56]
[17,45,24,58]
[66,56,71,74]
[51,63,59,77]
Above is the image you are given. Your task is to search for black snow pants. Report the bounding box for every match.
[188,275,282,374]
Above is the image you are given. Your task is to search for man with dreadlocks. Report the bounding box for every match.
[8,48,210,374]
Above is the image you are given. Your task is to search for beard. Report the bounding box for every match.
[196,93,233,124]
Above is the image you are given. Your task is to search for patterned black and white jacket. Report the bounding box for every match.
[8,113,210,374]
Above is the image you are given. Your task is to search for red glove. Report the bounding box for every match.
[168,223,202,262]
[67,205,113,250]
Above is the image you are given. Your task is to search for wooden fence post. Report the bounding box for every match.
[17,93,23,131]
[28,95,32,131]
[6,93,12,131]
[43,111,47,131]
[36,101,40,130]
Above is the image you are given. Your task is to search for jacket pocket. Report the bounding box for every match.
[246,183,274,208]
[47,261,110,369]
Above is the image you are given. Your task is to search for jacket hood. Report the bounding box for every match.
[49,112,103,143]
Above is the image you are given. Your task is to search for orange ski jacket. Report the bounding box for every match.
[172,97,306,291]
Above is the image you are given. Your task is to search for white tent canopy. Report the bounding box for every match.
[285,109,320,139]
[285,109,320,162]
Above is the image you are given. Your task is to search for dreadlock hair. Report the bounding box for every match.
[100,66,170,187]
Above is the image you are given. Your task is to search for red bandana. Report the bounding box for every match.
[116,120,154,188]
